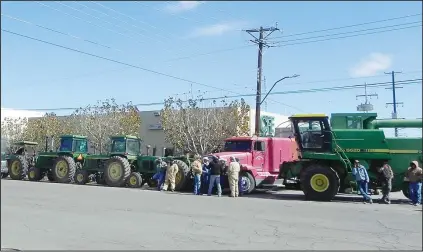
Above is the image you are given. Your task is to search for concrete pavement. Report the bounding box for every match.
[1,179,422,250]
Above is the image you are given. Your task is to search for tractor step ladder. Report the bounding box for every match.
[330,132,352,171]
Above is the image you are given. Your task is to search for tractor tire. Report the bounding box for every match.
[239,172,256,195]
[8,155,28,180]
[1,172,9,179]
[104,156,131,187]
[74,170,89,185]
[27,167,42,182]
[146,177,158,188]
[127,172,143,188]
[47,171,55,182]
[300,164,340,201]
[402,181,411,200]
[174,159,190,191]
[52,156,76,183]
[95,173,106,185]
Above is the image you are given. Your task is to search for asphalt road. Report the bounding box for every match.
[1,179,422,250]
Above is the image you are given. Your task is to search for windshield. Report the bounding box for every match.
[59,138,73,152]
[126,139,140,155]
[223,140,252,152]
[74,139,88,153]
[111,139,126,153]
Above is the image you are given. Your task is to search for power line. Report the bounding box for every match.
[8,79,421,112]
[272,21,422,44]
[269,13,422,39]
[1,28,302,112]
[274,24,422,48]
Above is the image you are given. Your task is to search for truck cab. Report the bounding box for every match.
[212,136,299,194]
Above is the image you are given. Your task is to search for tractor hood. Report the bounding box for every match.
[206,151,250,164]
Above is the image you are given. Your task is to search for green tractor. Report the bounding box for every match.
[6,141,38,180]
[74,135,191,190]
[28,135,89,183]
[279,113,422,201]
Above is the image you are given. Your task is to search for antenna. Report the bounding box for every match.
[356,82,378,112]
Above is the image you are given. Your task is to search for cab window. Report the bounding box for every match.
[254,141,265,151]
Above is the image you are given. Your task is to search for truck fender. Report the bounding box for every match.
[240,164,258,177]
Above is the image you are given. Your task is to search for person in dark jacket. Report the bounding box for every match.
[201,157,210,194]
[207,156,223,197]
[377,161,394,204]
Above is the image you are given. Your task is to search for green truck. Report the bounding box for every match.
[279,112,422,201]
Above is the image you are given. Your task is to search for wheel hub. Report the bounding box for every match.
[77,174,84,182]
[108,163,122,181]
[310,174,330,192]
[129,176,137,185]
[11,161,20,175]
[56,160,68,178]
[240,176,250,192]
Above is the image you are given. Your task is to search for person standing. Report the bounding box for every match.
[153,158,168,191]
[162,159,179,192]
[201,157,210,194]
[191,154,203,195]
[352,160,373,204]
[377,161,394,204]
[228,156,241,197]
[405,160,422,206]
[207,156,223,197]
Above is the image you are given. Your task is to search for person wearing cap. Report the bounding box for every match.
[207,155,223,197]
[405,161,422,206]
[162,159,179,192]
[191,154,203,195]
[352,160,373,204]
[201,157,211,194]
[228,156,241,197]
[377,161,394,204]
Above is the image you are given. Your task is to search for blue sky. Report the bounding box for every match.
[1,1,422,135]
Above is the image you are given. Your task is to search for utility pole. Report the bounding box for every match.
[263,76,268,111]
[384,71,403,137]
[356,82,378,113]
[245,24,280,136]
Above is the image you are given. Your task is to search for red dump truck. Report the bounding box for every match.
[212,136,299,194]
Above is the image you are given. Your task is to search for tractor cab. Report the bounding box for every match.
[110,135,141,158]
[9,141,38,157]
[289,114,332,153]
[58,135,89,154]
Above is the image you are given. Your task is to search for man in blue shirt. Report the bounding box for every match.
[352,160,373,204]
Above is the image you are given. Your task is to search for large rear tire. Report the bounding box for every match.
[8,155,28,180]
[27,167,42,182]
[104,156,131,187]
[52,156,76,183]
[300,164,340,201]
[174,160,190,191]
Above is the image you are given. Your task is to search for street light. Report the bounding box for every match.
[254,74,300,137]
[260,74,300,105]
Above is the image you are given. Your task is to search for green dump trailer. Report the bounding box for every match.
[279,113,422,201]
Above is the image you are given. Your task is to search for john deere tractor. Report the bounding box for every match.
[6,141,38,180]
[74,135,191,190]
[28,135,89,183]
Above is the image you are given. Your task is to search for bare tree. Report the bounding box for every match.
[161,95,250,155]
[1,117,28,151]
[70,99,141,153]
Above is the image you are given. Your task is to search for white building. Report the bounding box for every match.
[139,108,290,154]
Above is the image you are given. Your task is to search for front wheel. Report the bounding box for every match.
[27,167,42,182]
[127,172,143,188]
[239,172,256,194]
[300,164,340,201]
[74,170,89,185]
